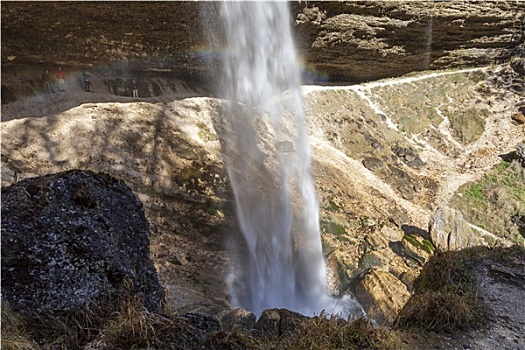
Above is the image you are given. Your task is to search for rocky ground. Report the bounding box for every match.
[1,60,524,349]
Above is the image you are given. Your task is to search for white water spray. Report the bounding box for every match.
[424,12,434,69]
[219,2,361,318]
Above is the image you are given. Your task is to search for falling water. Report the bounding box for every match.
[219,1,361,317]
[424,15,434,69]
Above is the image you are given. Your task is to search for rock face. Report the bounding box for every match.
[294,1,524,82]
[1,170,164,314]
[1,1,523,89]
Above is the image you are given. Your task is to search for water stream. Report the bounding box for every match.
[219,1,360,317]
[424,11,434,69]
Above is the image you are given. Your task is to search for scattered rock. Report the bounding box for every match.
[380,224,405,242]
[517,143,525,164]
[363,157,383,172]
[511,113,525,125]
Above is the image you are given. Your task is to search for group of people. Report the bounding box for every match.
[41,67,66,93]
[41,67,139,97]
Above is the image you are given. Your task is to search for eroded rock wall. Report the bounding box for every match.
[1,1,523,85]
[293,1,524,81]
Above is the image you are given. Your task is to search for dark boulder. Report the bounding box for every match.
[1,170,164,315]
[254,308,308,339]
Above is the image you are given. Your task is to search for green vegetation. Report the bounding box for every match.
[370,71,487,139]
[358,252,386,271]
[197,122,218,142]
[397,245,524,331]
[328,199,340,211]
[452,160,525,244]
[445,107,487,144]
[322,220,347,237]
[403,234,435,255]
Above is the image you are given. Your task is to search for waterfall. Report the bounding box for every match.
[424,14,434,69]
[219,1,361,318]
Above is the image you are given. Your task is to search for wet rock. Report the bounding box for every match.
[1,170,164,315]
[219,308,257,332]
[353,269,410,327]
[428,207,485,252]
[254,308,307,339]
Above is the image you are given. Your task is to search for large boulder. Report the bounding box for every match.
[353,269,410,327]
[1,170,164,314]
[428,207,485,252]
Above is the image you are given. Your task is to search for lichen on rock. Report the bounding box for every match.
[1,170,164,315]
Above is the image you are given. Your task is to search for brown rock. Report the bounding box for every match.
[428,207,485,252]
[511,113,525,125]
[354,269,410,327]
[1,1,523,84]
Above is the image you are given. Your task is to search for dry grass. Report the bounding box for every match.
[396,245,525,331]
[208,315,405,350]
[277,315,405,350]
[99,297,199,350]
[1,301,39,350]
[2,296,406,350]
[445,107,487,144]
[370,71,485,139]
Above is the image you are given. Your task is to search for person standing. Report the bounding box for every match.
[55,67,66,92]
[83,71,91,92]
[131,80,138,97]
[42,69,54,93]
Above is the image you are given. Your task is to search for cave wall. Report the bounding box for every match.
[1,1,523,85]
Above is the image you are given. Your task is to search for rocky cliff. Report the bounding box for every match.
[1,1,523,87]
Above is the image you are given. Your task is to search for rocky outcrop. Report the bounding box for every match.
[219,308,257,333]
[353,269,410,327]
[293,1,524,82]
[428,207,485,252]
[1,1,523,89]
[1,170,164,314]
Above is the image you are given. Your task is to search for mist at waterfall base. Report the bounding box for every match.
[218,1,362,318]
